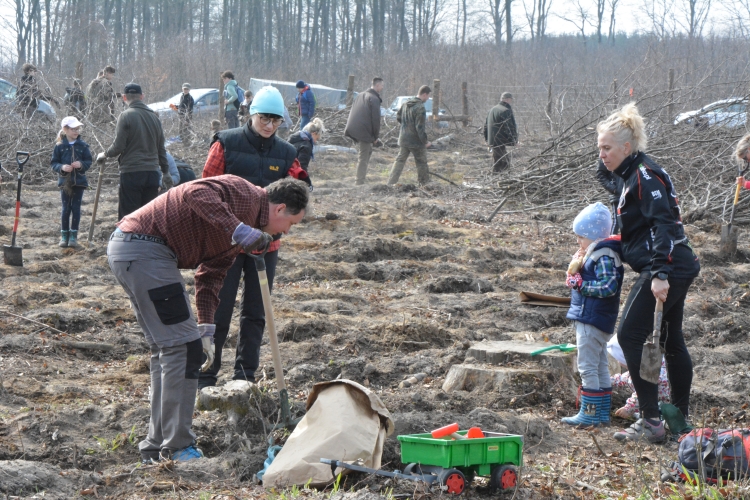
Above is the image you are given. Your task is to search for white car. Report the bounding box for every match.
[148,88,220,120]
[385,96,449,128]
[674,97,748,129]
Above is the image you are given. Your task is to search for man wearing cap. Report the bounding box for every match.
[98,83,171,220]
[178,83,194,146]
[198,86,311,389]
[295,80,316,130]
[483,92,518,173]
[107,175,309,462]
[86,65,117,125]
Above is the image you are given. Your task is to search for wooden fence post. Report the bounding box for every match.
[218,75,225,127]
[75,62,83,81]
[461,82,469,127]
[432,79,440,125]
[346,75,355,107]
[668,69,675,124]
[611,79,619,108]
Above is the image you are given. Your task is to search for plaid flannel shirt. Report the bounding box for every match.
[580,255,621,298]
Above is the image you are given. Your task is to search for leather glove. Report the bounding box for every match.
[198,324,215,372]
[161,171,174,189]
[566,273,583,290]
[232,223,272,253]
[96,152,106,163]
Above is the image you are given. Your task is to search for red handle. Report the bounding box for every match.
[12,200,20,233]
[431,423,459,438]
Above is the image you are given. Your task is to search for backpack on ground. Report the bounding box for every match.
[670,428,750,483]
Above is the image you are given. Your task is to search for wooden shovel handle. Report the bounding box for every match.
[652,299,664,341]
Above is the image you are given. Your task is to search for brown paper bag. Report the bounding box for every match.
[262,379,395,489]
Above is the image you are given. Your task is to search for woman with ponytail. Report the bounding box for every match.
[597,103,700,443]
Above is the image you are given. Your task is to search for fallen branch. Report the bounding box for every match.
[429,171,459,186]
[0,310,67,334]
[54,340,115,352]
[486,198,508,222]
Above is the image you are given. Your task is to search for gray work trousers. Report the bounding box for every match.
[355,141,374,185]
[107,234,202,455]
[387,146,429,185]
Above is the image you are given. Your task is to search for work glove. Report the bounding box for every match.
[161,171,174,190]
[566,273,583,290]
[96,152,106,163]
[198,323,215,372]
[232,223,272,253]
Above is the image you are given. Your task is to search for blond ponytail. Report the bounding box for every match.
[55,129,65,145]
[735,133,750,166]
[596,102,647,153]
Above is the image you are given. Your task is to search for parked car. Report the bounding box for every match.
[674,97,748,129]
[385,96,450,128]
[148,88,220,120]
[0,77,56,120]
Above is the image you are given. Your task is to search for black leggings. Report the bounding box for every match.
[617,273,694,419]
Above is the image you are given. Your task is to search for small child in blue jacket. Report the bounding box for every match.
[50,116,92,248]
[562,202,624,427]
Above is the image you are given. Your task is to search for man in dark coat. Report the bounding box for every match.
[344,77,384,185]
[483,92,518,173]
[387,85,432,185]
[98,83,171,220]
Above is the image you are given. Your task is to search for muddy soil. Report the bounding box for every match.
[1,129,749,499]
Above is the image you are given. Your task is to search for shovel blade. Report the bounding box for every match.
[639,343,662,384]
[3,244,23,266]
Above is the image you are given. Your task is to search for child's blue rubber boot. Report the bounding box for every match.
[561,387,604,428]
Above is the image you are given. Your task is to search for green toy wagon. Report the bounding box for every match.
[321,429,523,495]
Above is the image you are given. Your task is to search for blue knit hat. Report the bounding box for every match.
[249,86,285,117]
[573,202,611,240]
[296,80,306,88]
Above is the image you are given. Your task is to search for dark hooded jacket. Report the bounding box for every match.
[288,131,314,171]
[397,97,428,148]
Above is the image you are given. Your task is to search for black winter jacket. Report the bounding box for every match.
[288,131,314,171]
[51,137,93,188]
[214,124,298,188]
[613,152,700,279]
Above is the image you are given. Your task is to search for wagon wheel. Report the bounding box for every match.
[490,465,518,492]
[438,468,466,495]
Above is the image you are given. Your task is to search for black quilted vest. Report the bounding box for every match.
[214,124,297,188]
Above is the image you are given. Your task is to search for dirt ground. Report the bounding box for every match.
[1,122,749,499]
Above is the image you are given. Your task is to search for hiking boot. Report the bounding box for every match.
[599,388,612,427]
[170,444,204,461]
[613,418,666,443]
[58,230,69,247]
[67,230,79,248]
[561,387,603,428]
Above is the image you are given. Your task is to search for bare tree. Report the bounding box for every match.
[675,0,711,38]
[488,0,506,47]
[557,0,591,44]
[640,0,677,39]
[607,0,620,43]
[523,0,553,41]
